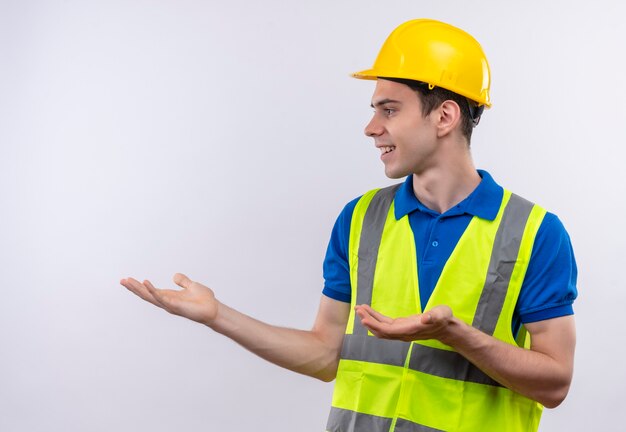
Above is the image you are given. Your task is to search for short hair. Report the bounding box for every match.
[381,77,483,143]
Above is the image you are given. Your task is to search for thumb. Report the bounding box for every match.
[420,312,433,324]
[173,273,192,289]
[423,305,453,324]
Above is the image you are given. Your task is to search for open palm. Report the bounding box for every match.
[121,273,219,325]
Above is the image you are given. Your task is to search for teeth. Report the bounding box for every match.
[380,146,395,154]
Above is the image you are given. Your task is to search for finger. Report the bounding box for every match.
[173,273,192,289]
[121,277,163,308]
[121,277,150,298]
[356,310,391,334]
[365,321,401,339]
[145,282,187,313]
[354,306,377,324]
[358,305,394,324]
[355,308,399,337]
[143,280,174,309]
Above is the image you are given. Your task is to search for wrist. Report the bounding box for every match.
[438,316,467,347]
[201,298,223,329]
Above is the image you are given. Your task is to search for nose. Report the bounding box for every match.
[364,115,383,137]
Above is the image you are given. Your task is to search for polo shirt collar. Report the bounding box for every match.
[393,169,503,221]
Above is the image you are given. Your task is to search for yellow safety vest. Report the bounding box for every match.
[326,184,547,432]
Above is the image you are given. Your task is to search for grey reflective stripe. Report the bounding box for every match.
[472,193,535,335]
[408,344,502,387]
[395,418,445,432]
[326,407,392,432]
[341,333,501,387]
[353,183,402,335]
[326,407,444,432]
[341,334,410,367]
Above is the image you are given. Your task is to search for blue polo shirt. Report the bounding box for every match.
[322,170,578,332]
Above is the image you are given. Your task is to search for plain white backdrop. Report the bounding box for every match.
[1,0,624,430]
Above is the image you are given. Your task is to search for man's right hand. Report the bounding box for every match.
[121,273,219,326]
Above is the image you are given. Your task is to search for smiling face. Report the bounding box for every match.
[365,79,440,179]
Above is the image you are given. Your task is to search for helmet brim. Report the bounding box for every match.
[350,69,378,80]
[350,68,492,108]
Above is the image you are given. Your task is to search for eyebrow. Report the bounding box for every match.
[370,98,402,108]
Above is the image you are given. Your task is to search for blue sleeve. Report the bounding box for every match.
[322,197,360,303]
[517,213,578,324]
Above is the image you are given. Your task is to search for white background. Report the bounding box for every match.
[1,0,624,431]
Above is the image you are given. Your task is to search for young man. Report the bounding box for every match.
[121,19,577,431]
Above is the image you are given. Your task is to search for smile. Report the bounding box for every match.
[380,146,396,155]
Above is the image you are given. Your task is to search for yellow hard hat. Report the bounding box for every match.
[352,19,492,107]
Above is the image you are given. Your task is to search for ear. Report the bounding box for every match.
[435,100,462,138]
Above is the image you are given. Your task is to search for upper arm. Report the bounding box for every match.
[528,314,576,359]
[312,295,351,355]
[304,295,350,382]
[527,315,576,365]
[526,315,576,402]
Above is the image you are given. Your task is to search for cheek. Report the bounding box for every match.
[393,120,427,145]
[389,119,416,140]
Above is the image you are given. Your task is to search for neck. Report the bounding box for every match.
[411,150,481,214]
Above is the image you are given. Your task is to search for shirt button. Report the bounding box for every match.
[432,241,439,247]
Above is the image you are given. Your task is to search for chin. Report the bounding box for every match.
[384,167,409,180]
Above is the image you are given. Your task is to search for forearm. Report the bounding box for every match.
[441,316,575,408]
[208,298,349,382]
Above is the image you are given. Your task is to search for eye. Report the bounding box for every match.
[384,108,396,117]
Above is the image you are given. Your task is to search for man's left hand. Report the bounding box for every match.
[355,304,453,342]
